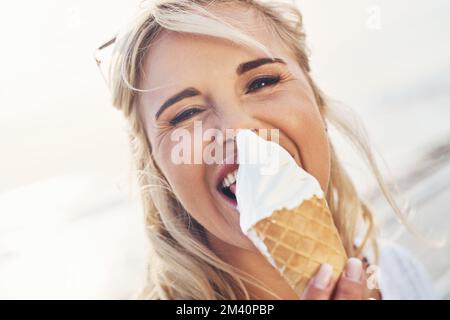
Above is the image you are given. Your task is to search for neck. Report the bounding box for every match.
[207,232,298,300]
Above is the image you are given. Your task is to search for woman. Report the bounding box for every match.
[100,0,435,299]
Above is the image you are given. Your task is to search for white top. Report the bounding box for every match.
[368,239,436,300]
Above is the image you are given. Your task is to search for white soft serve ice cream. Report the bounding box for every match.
[235,129,324,235]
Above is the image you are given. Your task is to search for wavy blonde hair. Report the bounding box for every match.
[105,0,410,299]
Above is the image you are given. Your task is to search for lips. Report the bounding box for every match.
[219,168,237,203]
[216,168,238,206]
[211,130,302,212]
[214,155,239,206]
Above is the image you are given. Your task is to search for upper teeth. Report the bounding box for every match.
[222,169,237,188]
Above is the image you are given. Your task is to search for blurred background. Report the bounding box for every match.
[0,0,449,299]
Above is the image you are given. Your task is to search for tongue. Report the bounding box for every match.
[229,182,236,195]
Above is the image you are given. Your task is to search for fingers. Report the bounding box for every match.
[333,257,366,300]
[301,258,367,300]
[301,263,336,300]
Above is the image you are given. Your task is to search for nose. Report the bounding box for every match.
[206,108,260,162]
[205,94,268,153]
[212,101,261,133]
[217,109,254,131]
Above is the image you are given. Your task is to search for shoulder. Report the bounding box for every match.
[376,239,437,299]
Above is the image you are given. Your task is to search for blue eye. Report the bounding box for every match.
[246,75,281,93]
[169,107,204,125]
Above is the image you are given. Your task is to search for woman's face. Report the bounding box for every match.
[138,6,330,251]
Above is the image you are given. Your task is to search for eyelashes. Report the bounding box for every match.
[245,75,281,94]
[169,74,282,126]
[169,107,204,126]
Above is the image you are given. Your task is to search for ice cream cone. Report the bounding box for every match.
[248,195,347,296]
[235,129,347,297]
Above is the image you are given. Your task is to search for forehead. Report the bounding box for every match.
[138,4,294,99]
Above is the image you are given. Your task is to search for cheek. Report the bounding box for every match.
[167,165,204,205]
[254,90,331,192]
[155,139,206,206]
[153,139,231,220]
[151,133,255,250]
[299,122,330,193]
[156,150,214,227]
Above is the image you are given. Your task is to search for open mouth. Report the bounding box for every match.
[216,167,238,206]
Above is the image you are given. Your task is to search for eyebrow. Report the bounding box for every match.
[155,57,286,120]
[155,87,201,120]
[236,57,286,75]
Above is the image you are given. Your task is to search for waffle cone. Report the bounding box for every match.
[249,195,347,297]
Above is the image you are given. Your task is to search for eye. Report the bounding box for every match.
[246,75,281,94]
[169,107,204,125]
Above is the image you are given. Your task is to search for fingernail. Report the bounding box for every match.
[313,263,333,289]
[345,257,363,282]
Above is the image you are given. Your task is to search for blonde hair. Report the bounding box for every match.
[106,0,409,299]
